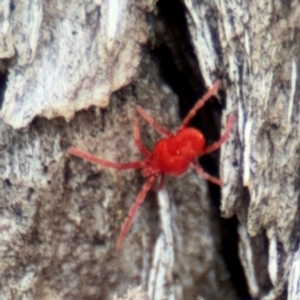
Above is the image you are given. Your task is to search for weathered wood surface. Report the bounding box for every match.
[0,0,151,128]
[184,0,300,299]
[0,0,299,299]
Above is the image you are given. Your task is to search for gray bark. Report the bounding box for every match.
[194,1,300,299]
[0,0,299,299]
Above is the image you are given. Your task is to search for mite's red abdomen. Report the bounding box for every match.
[153,127,206,176]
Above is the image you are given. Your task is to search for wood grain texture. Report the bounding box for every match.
[0,0,151,128]
[1,0,298,299]
[183,0,300,298]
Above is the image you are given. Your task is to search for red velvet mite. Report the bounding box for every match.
[69,81,234,249]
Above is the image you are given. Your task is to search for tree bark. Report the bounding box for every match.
[0,0,298,300]
[191,1,300,299]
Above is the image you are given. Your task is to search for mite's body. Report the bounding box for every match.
[69,81,234,249]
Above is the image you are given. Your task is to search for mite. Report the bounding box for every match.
[69,81,234,249]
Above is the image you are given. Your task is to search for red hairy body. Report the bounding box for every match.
[153,128,205,175]
[69,81,234,249]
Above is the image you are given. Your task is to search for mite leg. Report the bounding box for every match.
[178,81,220,131]
[133,119,152,158]
[116,176,156,249]
[203,114,235,155]
[68,147,145,170]
[192,161,223,186]
[136,105,173,137]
